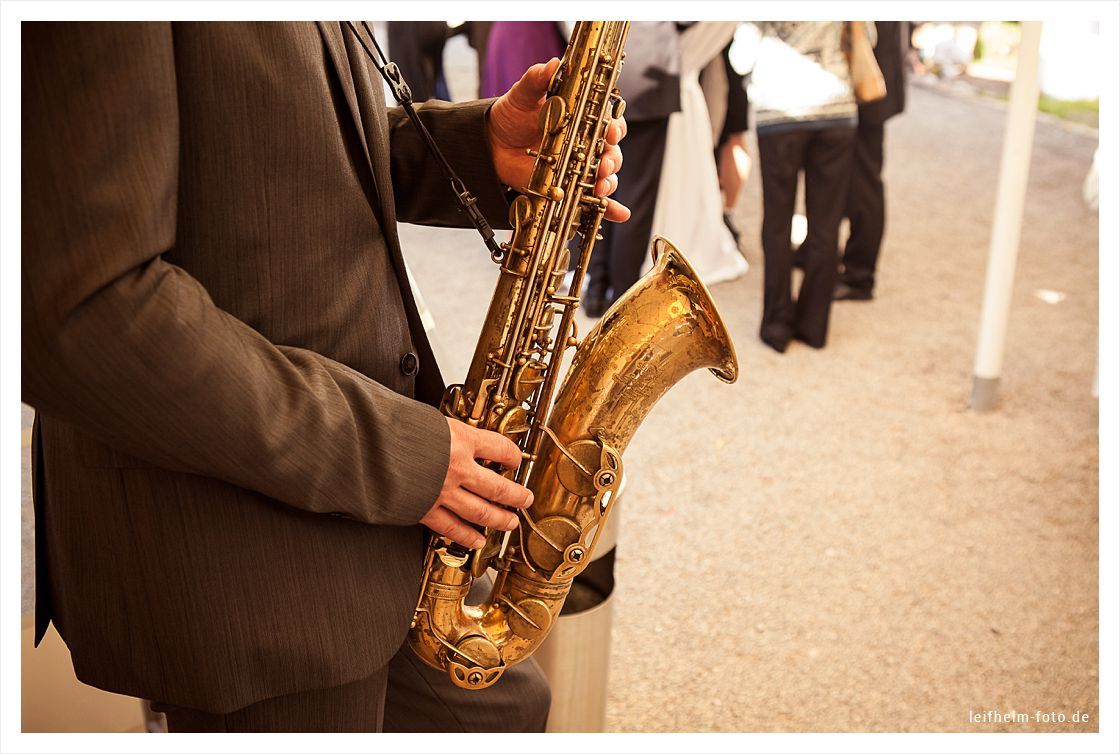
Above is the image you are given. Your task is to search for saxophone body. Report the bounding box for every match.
[408,21,739,690]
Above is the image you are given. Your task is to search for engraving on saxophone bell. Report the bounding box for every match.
[407,22,739,690]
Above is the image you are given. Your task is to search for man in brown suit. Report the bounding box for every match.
[22,22,626,732]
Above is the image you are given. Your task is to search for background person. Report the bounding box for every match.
[387,21,452,101]
[480,21,568,99]
[707,36,752,249]
[583,21,684,316]
[746,21,873,352]
[651,21,749,288]
[835,21,910,302]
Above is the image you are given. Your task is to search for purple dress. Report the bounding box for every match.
[481,22,567,99]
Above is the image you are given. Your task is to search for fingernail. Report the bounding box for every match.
[507,515,519,529]
[473,536,486,549]
[525,492,535,507]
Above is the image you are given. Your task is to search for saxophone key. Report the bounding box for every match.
[525,148,556,165]
[511,361,547,402]
[497,405,532,436]
[538,95,569,135]
[505,598,553,639]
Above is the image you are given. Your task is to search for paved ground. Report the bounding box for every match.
[21,55,1100,732]
[398,79,1100,732]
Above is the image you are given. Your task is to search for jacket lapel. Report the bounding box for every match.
[316,21,446,397]
[339,22,400,233]
[316,21,377,188]
[317,21,400,232]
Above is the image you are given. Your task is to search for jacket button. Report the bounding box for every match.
[399,351,419,376]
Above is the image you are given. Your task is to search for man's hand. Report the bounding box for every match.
[420,418,534,549]
[488,57,631,223]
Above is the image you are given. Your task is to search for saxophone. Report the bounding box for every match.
[408,21,739,690]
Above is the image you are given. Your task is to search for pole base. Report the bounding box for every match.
[970,375,1001,411]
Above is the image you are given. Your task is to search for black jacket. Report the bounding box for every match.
[858,21,908,125]
[616,21,682,121]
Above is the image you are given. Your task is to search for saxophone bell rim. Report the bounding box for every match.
[649,235,740,385]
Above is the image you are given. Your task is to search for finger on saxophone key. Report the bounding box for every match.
[471,465,533,509]
[469,423,522,471]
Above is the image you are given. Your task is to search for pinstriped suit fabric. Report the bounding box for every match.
[22,21,515,716]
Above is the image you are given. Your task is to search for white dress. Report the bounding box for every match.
[650,21,749,286]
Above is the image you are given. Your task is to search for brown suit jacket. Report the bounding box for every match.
[21,22,509,713]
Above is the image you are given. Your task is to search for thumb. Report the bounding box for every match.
[540,56,561,86]
[507,57,561,111]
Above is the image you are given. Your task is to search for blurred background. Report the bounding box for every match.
[21,19,1101,733]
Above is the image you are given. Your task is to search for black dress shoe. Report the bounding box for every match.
[759,326,791,354]
[792,331,826,349]
[760,334,788,353]
[834,282,873,301]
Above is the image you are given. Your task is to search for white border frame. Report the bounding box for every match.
[3,2,1115,753]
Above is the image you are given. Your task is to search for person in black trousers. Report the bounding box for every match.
[582,22,683,316]
[750,22,865,352]
[835,21,909,301]
[758,127,855,350]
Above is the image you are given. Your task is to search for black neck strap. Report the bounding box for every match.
[343,21,504,260]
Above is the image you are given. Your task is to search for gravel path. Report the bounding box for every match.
[398,83,1099,732]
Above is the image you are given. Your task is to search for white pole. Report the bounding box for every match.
[970,21,1043,411]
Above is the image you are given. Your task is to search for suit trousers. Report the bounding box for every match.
[757,126,855,349]
[841,121,887,294]
[586,117,670,302]
[150,641,552,732]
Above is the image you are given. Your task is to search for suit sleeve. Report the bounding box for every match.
[21,22,448,528]
[386,99,512,228]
